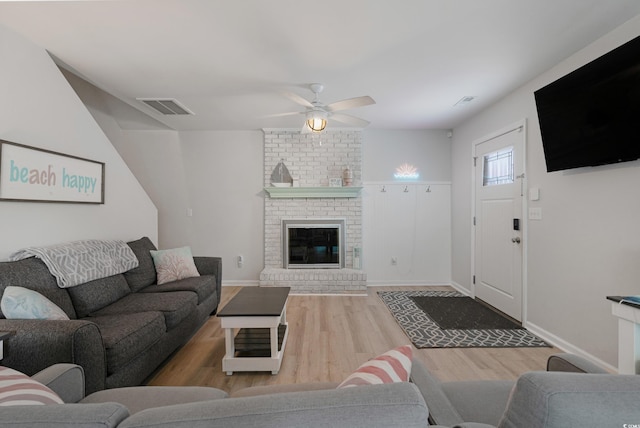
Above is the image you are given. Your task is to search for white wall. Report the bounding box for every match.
[0,23,157,259]
[451,15,640,368]
[363,182,451,284]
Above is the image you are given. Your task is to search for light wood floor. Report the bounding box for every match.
[147,286,560,395]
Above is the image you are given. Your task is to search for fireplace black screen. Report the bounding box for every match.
[287,227,339,267]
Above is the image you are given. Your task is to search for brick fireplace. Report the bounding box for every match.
[259,130,367,294]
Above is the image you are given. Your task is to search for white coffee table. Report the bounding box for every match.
[217,287,290,375]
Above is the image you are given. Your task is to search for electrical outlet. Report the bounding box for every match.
[391,257,398,266]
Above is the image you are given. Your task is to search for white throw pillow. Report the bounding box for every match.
[150,246,200,285]
[0,286,69,320]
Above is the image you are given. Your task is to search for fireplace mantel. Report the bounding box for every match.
[264,187,362,199]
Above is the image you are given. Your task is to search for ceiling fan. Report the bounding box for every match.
[276,83,375,132]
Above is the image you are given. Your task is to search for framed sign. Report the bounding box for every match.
[0,140,105,204]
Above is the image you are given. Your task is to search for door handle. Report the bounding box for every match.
[511,237,521,244]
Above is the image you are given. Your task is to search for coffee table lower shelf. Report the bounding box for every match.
[233,325,287,357]
[222,324,289,375]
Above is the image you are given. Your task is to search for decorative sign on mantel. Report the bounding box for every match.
[0,140,105,204]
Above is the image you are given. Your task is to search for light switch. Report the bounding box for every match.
[529,207,542,220]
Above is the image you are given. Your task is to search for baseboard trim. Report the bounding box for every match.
[448,281,471,296]
[366,280,452,286]
[525,321,617,373]
[222,280,260,286]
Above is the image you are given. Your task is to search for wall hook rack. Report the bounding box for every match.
[425,185,431,193]
[381,185,386,192]
[404,186,409,193]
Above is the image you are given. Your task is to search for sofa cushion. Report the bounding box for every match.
[0,258,76,319]
[91,292,197,330]
[442,380,514,426]
[124,237,158,292]
[150,247,200,285]
[139,275,215,304]
[337,345,413,388]
[87,312,165,375]
[1,286,69,320]
[408,356,464,426]
[68,274,131,318]
[0,366,64,405]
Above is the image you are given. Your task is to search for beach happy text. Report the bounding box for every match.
[9,160,98,193]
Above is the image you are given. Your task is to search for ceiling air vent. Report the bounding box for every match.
[453,96,476,107]
[138,98,194,115]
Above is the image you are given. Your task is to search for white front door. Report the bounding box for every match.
[473,122,525,321]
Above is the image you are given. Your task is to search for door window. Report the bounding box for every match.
[483,147,513,186]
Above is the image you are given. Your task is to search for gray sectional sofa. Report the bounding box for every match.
[0,237,221,394]
[2,354,639,427]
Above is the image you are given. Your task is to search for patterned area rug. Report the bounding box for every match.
[378,290,550,348]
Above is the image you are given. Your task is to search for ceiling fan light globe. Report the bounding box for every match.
[306,117,327,132]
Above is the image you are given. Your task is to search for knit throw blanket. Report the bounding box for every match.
[9,239,139,288]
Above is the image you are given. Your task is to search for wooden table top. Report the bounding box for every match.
[217,287,290,317]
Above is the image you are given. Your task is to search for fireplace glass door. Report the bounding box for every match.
[282,219,345,269]
[288,228,339,267]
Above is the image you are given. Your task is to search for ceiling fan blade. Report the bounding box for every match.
[326,96,375,112]
[284,91,314,108]
[331,113,370,127]
[263,111,302,118]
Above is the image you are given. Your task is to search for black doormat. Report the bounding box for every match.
[409,296,523,330]
[378,290,550,348]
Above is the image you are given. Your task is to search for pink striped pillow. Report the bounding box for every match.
[0,366,64,405]
[337,345,413,388]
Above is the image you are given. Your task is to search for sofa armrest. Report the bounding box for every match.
[193,256,222,313]
[0,319,106,394]
[32,363,86,403]
[546,353,609,374]
[0,403,129,428]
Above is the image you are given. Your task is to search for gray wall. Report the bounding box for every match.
[362,129,451,182]
[451,15,640,368]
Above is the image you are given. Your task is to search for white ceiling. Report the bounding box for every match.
[1,0,640,131]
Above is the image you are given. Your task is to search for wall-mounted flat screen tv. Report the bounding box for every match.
[534,35,640,172]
